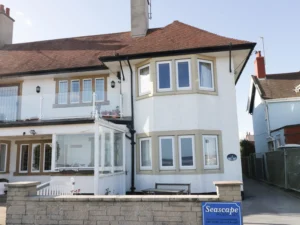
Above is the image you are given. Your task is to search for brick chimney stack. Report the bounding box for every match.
[0,3,14,47]
[255,51,266,79]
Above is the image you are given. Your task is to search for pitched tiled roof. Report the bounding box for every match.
[252,72,300,99]
[0,21,254,76]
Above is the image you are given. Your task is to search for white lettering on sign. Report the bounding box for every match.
[205,206,239,215]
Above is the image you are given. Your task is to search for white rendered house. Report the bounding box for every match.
[0,1,255,195]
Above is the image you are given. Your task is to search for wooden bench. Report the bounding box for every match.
[142,183,191,195]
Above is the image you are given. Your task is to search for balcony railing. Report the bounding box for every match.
[0,92,122,122]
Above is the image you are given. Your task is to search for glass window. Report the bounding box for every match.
[275,135,281,149]
[71,80,80,103]
[198,60,214,90]
[56,134,94,168]
[157,61,172,91]
[82,79,92,103]
[31,144,41,172]
[179,135,195,169]
[0,86,18,121]
[203,135,219,169]
[159,136,175,170]
[58,81,68,104]
[95,78,105,101]
[140,138,152,170]
[139,65,151,96]
[176,60,191,90]
[20,145,29,172]
[104,133,111,167]
[44,143,52,171]
[0,144,7,172]
[114,132,123,168]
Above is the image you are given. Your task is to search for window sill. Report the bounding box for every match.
[53,100,110,108]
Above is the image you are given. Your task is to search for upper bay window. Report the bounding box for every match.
[176,60,191,90]
[58,81,68,104]
[157,61,172,92]
[82,79,92,103]
[198,59,214,91]
[95,78,105,102]
[138,65,151,96]
[70,80,80,104]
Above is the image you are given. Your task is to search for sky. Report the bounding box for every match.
[2,0,300,139]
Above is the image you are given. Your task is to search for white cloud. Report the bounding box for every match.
[15,11,24,16]
[25,19,32,27]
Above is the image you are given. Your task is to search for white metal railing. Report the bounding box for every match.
[37,178,75,196]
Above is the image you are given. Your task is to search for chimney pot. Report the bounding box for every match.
[5,8,10,17]
[255,50,266,79]
[0,5,4,13]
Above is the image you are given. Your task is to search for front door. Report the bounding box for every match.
[0,85,19,121]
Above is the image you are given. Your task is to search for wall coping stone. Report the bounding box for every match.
[26,195,219,202]
[5,181,41,188]
[214,181,243,186]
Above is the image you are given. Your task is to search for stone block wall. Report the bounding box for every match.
[5,181,242,225]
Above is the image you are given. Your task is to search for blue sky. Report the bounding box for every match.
[2,0,300,138]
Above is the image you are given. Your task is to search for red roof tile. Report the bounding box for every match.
[0,21,253,76]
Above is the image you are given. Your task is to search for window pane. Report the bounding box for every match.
[0,144,7,172]
[20,145,29,171]
[56,134,94,168]
[58,81,68,104]
[82,80,92,102]
[139,66,150,95]
[161,138,173,167]
[141,139,151,167]
[0,86,18,121]
[204,136,218,166]
[158,63,171,89]
[114,133,123,168]
[105,133,111,167]
[177,61,190,88]
[95,79,105,101]
[71,80,80,103]
[180,137,194,166]
[199,62,213,88]
[44,144,52,171]
[31,144,41,172]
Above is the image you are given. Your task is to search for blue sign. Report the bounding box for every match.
[202,202,242,225]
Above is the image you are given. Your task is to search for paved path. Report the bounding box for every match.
[243,178,300,225]
[0,203,5,225]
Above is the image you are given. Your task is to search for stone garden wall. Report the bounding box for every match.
[5,181,242,225]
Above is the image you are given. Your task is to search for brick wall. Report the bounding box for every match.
[5,181,242,225]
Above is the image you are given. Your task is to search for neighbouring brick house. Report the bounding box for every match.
[247,52,300,153]
[0,0,255,195]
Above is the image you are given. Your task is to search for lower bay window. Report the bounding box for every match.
[20,145,29,173]
[159,136,175,170]
[31,144,41,172]
[137,131,223,173]
[0,143,8,173]
[202,135,219,169]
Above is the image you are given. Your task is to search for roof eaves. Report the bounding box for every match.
[99,43,256,62]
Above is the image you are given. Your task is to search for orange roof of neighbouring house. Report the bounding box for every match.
[0,21,254,76]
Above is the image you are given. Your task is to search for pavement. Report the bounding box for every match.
[243,177,300,225]
[0,203,5,225]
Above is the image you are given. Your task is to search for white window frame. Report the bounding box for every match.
[58,80,68,104]
[31,144,41,173]
[95,78,105,102]
[139,137,152,170]
[156,61,172,92]
[138,64,151,96]
[159,136,175,170]
[0,143,7,172]
[82,79,92,103]
[43,143,52,172]
[176,59,192,90]
[202,135,219,169]
[19,144,29,173]
[198,59,214,91]
[70,79,80,104]
[275,135,281,149]
[178,135,195,170]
